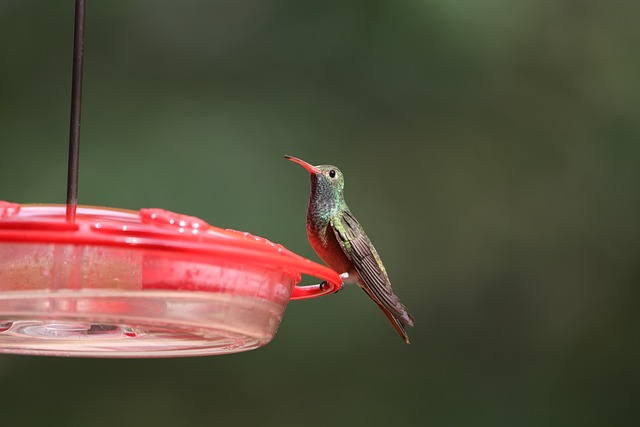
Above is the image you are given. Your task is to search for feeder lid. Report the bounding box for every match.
[0,201,341,357]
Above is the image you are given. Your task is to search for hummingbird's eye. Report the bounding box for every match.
[329,169,336,178]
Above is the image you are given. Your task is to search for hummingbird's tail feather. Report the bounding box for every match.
[379,304,412,344]
[360,286,413,344]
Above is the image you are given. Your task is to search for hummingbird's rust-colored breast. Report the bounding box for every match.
[306,215,354,276]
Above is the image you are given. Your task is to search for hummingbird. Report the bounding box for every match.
[285,155,414,343]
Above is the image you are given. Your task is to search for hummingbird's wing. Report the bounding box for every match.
[331,210,414,332]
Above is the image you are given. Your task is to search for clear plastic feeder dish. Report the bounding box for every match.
[0,202,341,357]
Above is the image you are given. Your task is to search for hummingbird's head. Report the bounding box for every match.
[285,155,345,202]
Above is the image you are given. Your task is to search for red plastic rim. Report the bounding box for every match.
[0,202,342,297]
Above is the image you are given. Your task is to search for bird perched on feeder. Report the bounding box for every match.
[285,155,414,343]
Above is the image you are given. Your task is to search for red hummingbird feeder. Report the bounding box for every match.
[0,2,342,357]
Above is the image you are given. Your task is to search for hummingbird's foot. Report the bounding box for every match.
[319,280,345,293]
[334,272,349,292]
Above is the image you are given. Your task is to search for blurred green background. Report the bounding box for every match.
[1,1,639,425]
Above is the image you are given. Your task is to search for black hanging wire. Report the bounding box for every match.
[66,0,86,222]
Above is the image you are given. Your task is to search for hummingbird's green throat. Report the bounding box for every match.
[285,155,347,220]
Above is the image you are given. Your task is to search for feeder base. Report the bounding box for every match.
[0,291,282,357]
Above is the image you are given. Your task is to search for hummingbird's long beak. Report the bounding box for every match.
[284,155,320,174]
